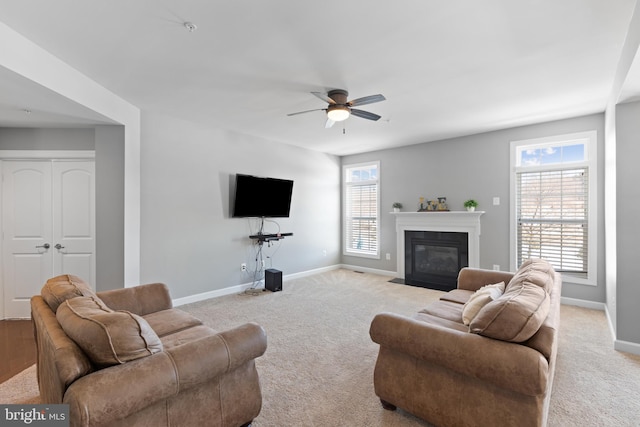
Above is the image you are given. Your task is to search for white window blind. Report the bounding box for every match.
[511,130,597,285]
[517,168,588,277]
[344,162,379,258]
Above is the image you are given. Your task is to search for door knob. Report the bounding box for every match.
[55,243,65,250]
[36,243,50,249]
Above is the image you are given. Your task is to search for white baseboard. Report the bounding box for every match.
[172,283,255,306]
[614,339,640,356]
[172,264,343,306]
[604,304,640,356]
[560,296,606,311]
[281,264,342,281]
[339,264,397,277]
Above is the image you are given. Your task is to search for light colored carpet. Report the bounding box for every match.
[2,269,640,426]
[0,364,38,404]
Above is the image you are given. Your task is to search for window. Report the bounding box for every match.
[510,131,597,285]
[343,162,380,258]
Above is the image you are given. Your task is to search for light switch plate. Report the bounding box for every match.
[493,197,500,206]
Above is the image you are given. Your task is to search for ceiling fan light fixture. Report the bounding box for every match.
[327,105,350,122]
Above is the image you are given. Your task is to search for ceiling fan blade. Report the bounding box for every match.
[311,91,336,104]
[351,109,382,121]
[287,108,325,116]
[348,94,386,107]
[325,117,336,128]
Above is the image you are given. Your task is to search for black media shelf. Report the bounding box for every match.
[249,232,293,243]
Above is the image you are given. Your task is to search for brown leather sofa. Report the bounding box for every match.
[31,275,267,427]
[370,259,561,427]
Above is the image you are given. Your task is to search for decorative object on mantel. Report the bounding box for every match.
[436,197,448,211]
[392,202,403,212]
[464,199,479,212]
[418,196,449,212]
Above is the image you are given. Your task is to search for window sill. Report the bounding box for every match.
[561,273,597,287]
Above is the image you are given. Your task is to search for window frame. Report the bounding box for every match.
[342,161,380,259]
[510,131,597,286]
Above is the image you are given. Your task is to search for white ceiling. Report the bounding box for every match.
[0,0,638,155]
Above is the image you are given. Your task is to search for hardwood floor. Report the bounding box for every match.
[0,319,37,383]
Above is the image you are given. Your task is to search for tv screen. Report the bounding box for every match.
[232,174,294,218]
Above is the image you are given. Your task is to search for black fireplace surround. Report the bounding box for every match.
[404,231,469,291]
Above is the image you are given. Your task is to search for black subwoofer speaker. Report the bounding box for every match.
[265,269,282,292]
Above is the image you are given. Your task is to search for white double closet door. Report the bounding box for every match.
[2,159,95,318]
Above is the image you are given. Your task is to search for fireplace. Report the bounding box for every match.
[405,231,468,291]
[392,211,484,291]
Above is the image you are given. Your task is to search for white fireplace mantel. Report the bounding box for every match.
[392,211,485,278]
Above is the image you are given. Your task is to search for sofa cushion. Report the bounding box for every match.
[419,300,465,323]
[57,296,163,367]
[439,289,474,305]
[143,309,203,338]
[462,282,505,326]
[469,279,550,342]
[41,274,96,313]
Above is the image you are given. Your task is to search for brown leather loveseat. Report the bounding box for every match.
[31,275,267,427]
[370,259,561,427]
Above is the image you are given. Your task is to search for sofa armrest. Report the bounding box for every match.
[64,351,178,426]
[457,267,515,292]
[370,312,548,396]
[64,322,267,426]
[97,283,172,315]
[167,322,267,391]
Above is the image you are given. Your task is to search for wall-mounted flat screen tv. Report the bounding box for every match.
[232,174,294,218]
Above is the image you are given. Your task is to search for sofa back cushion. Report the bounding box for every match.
[469,259,555,342]
[41,274,95,313]
[506,258,555,293]
[57,296,163,367]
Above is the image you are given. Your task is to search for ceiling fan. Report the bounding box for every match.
[287,89,386,128]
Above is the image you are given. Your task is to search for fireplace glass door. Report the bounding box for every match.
[405,231,468,291]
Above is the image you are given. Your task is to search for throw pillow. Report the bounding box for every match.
[57,296,163,367]
[462,282,505,326]
[41,274,96,313]
[469,280,550,342]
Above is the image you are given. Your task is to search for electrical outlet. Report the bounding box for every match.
[241,263,247,272]
[322,249,327,257]
[493,264,500,271]
[386,253,391,261]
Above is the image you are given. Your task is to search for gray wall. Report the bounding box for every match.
[615,100,640,344]
[0,127,95,150]
[0,126,126,292]
[341,113,606,302]
[139,112,341,299]
[94,125,126,291]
